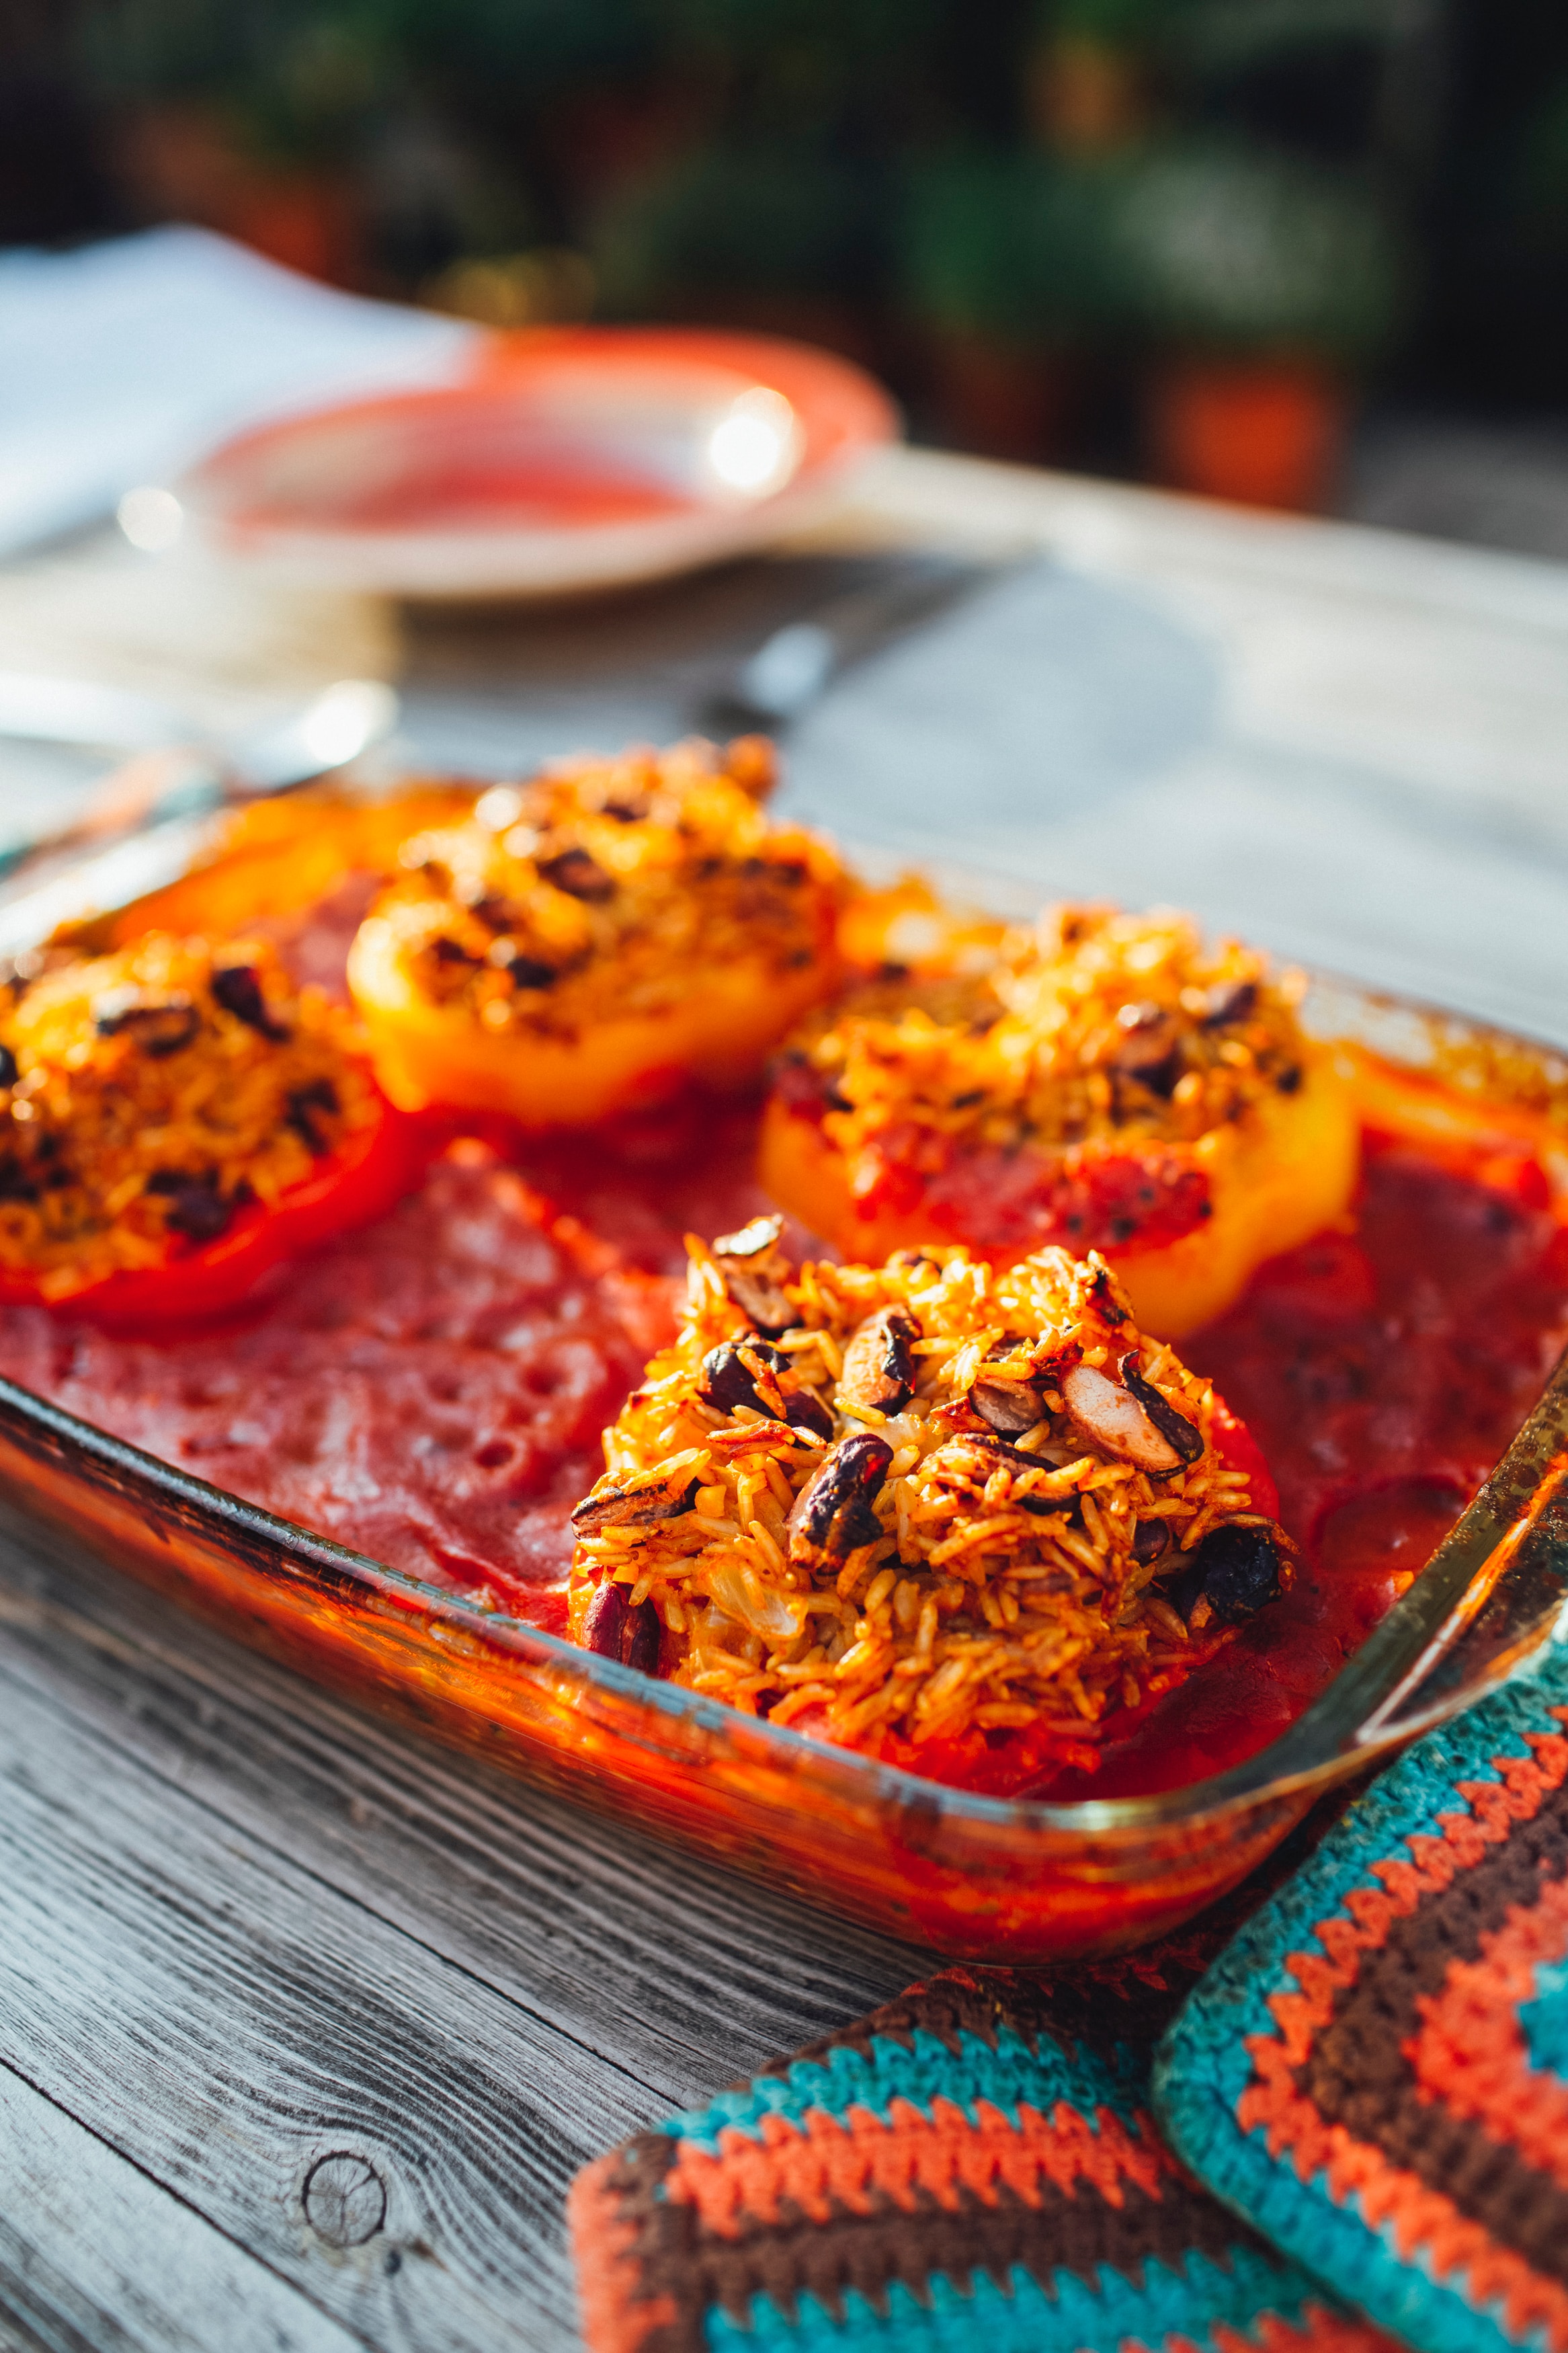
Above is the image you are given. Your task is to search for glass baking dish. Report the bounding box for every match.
[0,820,1565,1958]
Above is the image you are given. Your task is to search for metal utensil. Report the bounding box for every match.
[0,677,400,882]
[213,679,401,794]
[0,672,188,751]
[0,816,221,956]
[701,550,1033,733]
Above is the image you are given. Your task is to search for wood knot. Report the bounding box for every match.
[303,2151,386,2248]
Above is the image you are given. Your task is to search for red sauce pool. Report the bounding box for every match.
[0,1101,768,1629]
[1040,1137,1568,1798]
[0,1098,1562,1798]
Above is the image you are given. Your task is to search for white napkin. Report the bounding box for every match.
[0,224,479,557]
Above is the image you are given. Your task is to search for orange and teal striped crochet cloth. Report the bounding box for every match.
[568,1925,1393,2352]
[1157,1646,1568,2353]
[570,1643,1568,2352]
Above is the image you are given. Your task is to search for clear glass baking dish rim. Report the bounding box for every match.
[4,1255,1561,1849]
[1,930,1564,1848]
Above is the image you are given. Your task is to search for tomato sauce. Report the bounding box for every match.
[0,1147,664,1624]
[1038,1136,1568,1799]
[0,1084,1561,1798]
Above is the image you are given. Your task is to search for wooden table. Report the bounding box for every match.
[3,448,1568,2353]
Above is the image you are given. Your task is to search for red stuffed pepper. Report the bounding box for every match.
[567,1219,1290,1797]
[0,932,424,1324]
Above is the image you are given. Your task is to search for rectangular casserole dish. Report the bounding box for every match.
[0,822,1565,1961]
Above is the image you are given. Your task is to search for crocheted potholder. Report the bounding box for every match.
[1155,1652,1568,2353]
[570,1938,1395,2353]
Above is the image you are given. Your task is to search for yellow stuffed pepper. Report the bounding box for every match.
[347,736,847,1127]
[759,900,1358,1339]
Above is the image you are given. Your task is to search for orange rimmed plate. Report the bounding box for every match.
[170,325,899,600]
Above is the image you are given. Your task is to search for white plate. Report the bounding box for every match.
[169,327,899,601]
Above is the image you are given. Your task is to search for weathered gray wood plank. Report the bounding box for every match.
[0,1501,925,2098]
[7,448,1568,2352]
[0,1497,927,2353]
[0,1658,613,2349]
[0,2061,363,2353]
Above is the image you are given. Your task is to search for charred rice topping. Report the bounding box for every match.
[0,933,378,1298]
[778,902,1311,1167]
[567,1219,1289,1765]
[355,736,845,1037]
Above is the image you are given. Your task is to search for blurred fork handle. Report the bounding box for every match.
[700,547,1037,733]
[0,676,399,882]
[0,807,225,955]
[0,748,225,883]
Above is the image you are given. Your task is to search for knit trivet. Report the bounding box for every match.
[1156,1650,1568,2353]
[570,1919,1396,2353]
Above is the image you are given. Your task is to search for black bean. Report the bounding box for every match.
[784,1390,835,1441]
[0,1154,37,1203]
[1113,1003,1182,1095]
[621,1599,661,1675]
[839,1307,918,1415]
[1168,1523,1283,1626]
[582,1577,664,1673]
[146,1169,237,1243]
[583,1579,627,1657]
[700,1337,788,1414]
[701,1336,834,1437]
[1089,1265,1130,1326]
[1119,1355,1204,1464]
[93,994,200,1057]
[286,1078,340,1155]
[1063,1361,1187,1474]
[970,1375,1043,1436]
[539,848,614,902]
[718,1265,794,1337]
[571,1472,700,1536]
[508,957,556,991]
[211,964,290,1041]
[787,1432,893,1564]
[1130,1049,1181,1098]
[1115,1045,1181,1098]
[0,1045,16,1088]
[1204,980,1257,1029]
[462,892,516,930]
[712,1215,794,1335]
